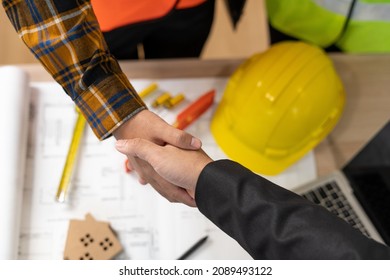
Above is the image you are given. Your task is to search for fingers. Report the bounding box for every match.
[125,158,133,173]
[116,138,160,164]
[149,175,196,207]
[130,155,197,207]
[113,110,201,150]
[161,126,202,150]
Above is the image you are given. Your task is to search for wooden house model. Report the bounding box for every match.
[63,213,123,260]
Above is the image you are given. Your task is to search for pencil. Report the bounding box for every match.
[55,110,86,202]
[177,235,208,260]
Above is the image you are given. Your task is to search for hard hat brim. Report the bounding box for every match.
[210,108,333,176]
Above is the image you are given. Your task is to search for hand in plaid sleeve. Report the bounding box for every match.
[2,0,202,206]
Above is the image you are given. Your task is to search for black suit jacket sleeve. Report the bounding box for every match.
[195,160,390,259]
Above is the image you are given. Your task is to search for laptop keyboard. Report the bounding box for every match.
[301,180,371,238]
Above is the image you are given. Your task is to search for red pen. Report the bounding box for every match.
[172,89,215,130]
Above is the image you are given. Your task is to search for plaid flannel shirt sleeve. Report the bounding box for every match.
[2,0,146,140]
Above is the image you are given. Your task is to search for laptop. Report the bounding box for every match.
[294,120,390,245]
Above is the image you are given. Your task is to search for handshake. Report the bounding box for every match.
[116,137,213,207]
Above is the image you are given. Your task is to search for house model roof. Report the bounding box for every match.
[63,213,123,260]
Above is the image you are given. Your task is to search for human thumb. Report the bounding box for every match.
[115,138,159,163]
[115,139,133,155]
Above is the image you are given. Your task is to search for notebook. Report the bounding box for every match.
[294,120,390,245]
[0,66,30,259]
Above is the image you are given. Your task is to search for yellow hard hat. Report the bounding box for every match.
[211,41,345,175]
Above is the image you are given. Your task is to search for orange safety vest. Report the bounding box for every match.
[91,0,207,32]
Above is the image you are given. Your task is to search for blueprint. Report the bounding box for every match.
[18,78,316,260]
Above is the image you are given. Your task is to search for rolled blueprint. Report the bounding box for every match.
[0,66,30,259]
